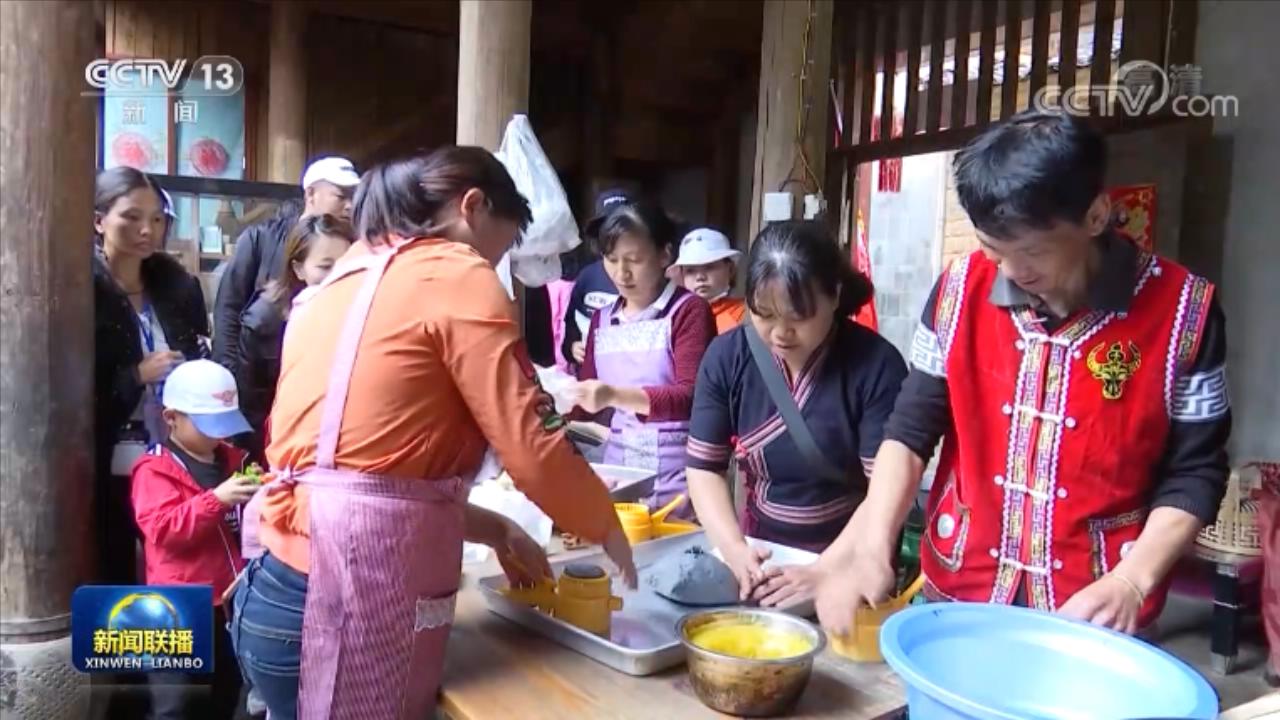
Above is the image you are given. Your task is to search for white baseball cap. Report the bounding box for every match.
[301,156,360,190]
[673,228,740,267]
[161,360,252,439]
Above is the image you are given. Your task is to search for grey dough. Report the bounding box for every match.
[647,546,741,606]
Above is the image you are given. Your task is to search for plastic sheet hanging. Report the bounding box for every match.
[494,114,581,288]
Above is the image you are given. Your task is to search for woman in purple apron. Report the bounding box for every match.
[572,201,716,520]
[229,148,636,720]
[686,221,906,607]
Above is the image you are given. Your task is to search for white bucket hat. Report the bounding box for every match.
[672,228,740,268]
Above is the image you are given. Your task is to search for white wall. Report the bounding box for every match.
[1193,0,1280,460]
[867,153,948,358]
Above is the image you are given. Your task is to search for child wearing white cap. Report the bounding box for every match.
[130,359,256,720]
[670,228,745,334]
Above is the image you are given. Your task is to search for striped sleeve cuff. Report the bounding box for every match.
[687,436,732,472]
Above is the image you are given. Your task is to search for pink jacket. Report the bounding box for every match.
[547,279,574,372]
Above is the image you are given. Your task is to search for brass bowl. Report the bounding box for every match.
[677,609,826,717]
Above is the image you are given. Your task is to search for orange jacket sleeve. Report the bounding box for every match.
[428,255,615,543]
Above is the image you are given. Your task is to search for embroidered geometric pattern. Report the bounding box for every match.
[1087,509,1147,578]
[910,325,946,377]
[1164,274,1214,417]
[1171,365,1230,421]
[934,255,971,361]
[594,316,673,355]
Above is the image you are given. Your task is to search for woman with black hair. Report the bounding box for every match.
[93,166,210,587]
[232,146,635,720]
[572,201,716,520]
[686,220,906,607]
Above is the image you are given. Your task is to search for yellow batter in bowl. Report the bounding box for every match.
[689,621,814,660]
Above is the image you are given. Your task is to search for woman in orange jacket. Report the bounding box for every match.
[230,147,636,720]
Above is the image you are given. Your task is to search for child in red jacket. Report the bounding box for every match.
[131,359,258,720]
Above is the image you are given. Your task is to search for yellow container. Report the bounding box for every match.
[653,520,699,538]
[554,563,623,636]
[502,577,557,614]
[616,502,654,545]
[829,573,926,662]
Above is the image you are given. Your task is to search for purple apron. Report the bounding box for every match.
[257,240,468,719]
[593,283,694,520]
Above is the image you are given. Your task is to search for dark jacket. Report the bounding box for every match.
[93,250,209,477]
[235,289,286,443]
[561,259,618,368]
[212,202,302,375]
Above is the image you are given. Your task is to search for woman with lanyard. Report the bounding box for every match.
[231,147,636,720]
[93,167,208,587]
[686,221,907,607]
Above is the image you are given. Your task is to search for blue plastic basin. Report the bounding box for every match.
[879,603,1218,720]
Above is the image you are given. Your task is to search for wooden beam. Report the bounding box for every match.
[840,5,861,147]
[750,0,834,238]
[1166,0,1198,68]
[903,0,924,136]
[879,3,897,141]
[456,0,531,150]
[1029,0,1051,99]
[1058,0,1081,93]
[267,2,308,184]
[975,0,997,127]
[1120,0,1168,71]
[1,0,96,647]
[1000,0,1022,119]
[925,0,946,133]
[950,0,971,129]
[1090,0,1116,116]
[857,2,877,145]
[833,103,1203,164]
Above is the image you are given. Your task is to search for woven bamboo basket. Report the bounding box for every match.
[1196,462,1276,556]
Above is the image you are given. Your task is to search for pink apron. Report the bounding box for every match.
[593,283,694,520]
[255,240,468,719]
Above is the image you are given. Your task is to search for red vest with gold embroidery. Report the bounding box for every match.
[916,249,1215,627]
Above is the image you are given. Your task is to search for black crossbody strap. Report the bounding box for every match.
[743,324,846,483]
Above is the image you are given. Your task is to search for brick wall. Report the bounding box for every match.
[940,153,979,269]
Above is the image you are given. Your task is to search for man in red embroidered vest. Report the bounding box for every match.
[813,110,1231,636]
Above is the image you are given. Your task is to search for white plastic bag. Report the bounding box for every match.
[534,364,578,415]
[494,115,580,287]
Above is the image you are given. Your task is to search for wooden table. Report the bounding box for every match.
[440,556,907,720]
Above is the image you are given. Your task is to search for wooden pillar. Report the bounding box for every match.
[0,1,96,717]
[581,32,614,216]
[456,0,531,150]
[267,2,308,183]
[749,0,834,241]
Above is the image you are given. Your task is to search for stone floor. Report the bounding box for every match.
[1157,592,1275,712]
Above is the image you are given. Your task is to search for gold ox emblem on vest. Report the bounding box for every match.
[1086,341,1141,400]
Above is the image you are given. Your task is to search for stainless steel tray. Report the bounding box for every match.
[477,531,819,676]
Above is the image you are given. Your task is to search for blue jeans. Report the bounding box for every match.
[230,553,307,720]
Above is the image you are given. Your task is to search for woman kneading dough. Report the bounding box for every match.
[231,147,636,720]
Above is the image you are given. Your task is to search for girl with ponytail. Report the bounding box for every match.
[685,220,907,607]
